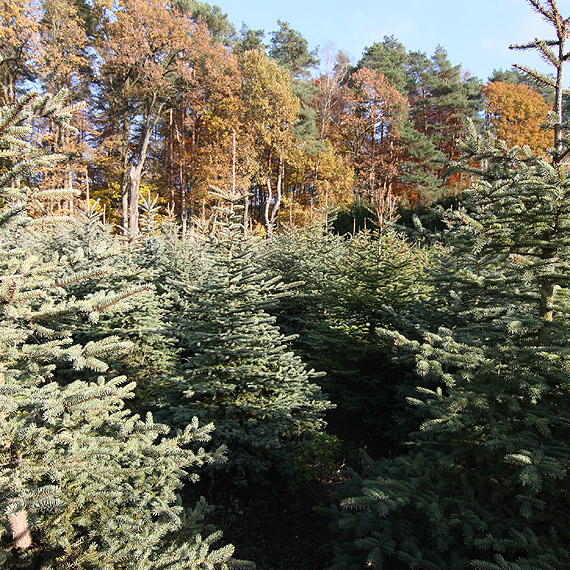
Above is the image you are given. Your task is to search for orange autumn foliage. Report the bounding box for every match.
[483,81,552,156]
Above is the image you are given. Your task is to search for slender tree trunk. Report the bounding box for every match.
[85,167,90,207]
[554,35,565,162]
[128,164,141,236]
[120,116,132,234]
[128,97,163,237]
[264,155,284,236]
[539,17,566,328]
[6,432,31,550]
[168,108,175,212]
[179,98,188,238]
[231,130,236,193]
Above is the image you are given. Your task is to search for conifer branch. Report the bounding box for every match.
[88,285,152,313]
[510,39,559,50]
[535,38,561,66]
[527,0,555,22]
[512,64,557,88]
[55,269,109,288]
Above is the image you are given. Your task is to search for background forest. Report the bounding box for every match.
[2,0,555,235]
[2,0,570,569]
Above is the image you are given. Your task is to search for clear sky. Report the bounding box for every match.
[215,0,566,83]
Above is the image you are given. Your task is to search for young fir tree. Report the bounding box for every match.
[155,190,333,484]
[265,225,435,447]
[331,2,570,568]
[38,199,180,389]
[0,93,250,569]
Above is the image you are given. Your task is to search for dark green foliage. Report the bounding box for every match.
[358,36,411,95]
[172,0,236,44]
[332,199,376,235]
[293,432,343,484]
[397,122,445,204]
[266,21,322,152]
[331,6,570,568]
[330,447,568,570]
[330,63,570,570]
[358,37,483,204]
[291,79,322,152]
[269,20,319,80]
[235,25,266,53]
[264,225,435,447]
[423,46,484,154]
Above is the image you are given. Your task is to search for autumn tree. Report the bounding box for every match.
[359,40,483,198]
[339,67,409,223]
[267,21,323,215]
[268,22,318,137]
[0,0,40,103]
[239,48,300,235]
[28,0,95,212]
[358,41,483,150]
[93,0,195,235]
[158,20,243,236]
[312,50,351,143]
[276,49,356,220]
[35,0,90,94]
[483,80,552,155]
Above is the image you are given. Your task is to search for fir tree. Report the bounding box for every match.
[38,199,180,387]
[331,2,570,568]
[264,224,434,447]
[155,190,333,484]
[0,93,250,569]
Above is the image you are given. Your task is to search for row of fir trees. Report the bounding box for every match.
[4,0,570,568]
[0,90,337,566]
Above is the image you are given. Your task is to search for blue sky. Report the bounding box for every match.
[215,0,564,83]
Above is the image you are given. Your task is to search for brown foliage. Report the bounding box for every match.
[338,68,409,215]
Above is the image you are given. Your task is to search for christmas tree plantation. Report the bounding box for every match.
[331,2,570,568]
[153,191,333,484]
[0,93,250,569]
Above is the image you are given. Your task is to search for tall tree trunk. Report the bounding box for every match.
[168,108,175,212]
[120,115,132,234]
[554,33,565,162]
[511,2,570,336]
[128,97,163,237]
[179,100,187,238]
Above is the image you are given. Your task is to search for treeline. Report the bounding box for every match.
[0,0,555,235]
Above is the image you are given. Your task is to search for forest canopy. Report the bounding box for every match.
[2,0,553,235]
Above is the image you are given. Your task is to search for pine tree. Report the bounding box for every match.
[154,190,333,484]
[331,2,570,568]
[0,93,250,569]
